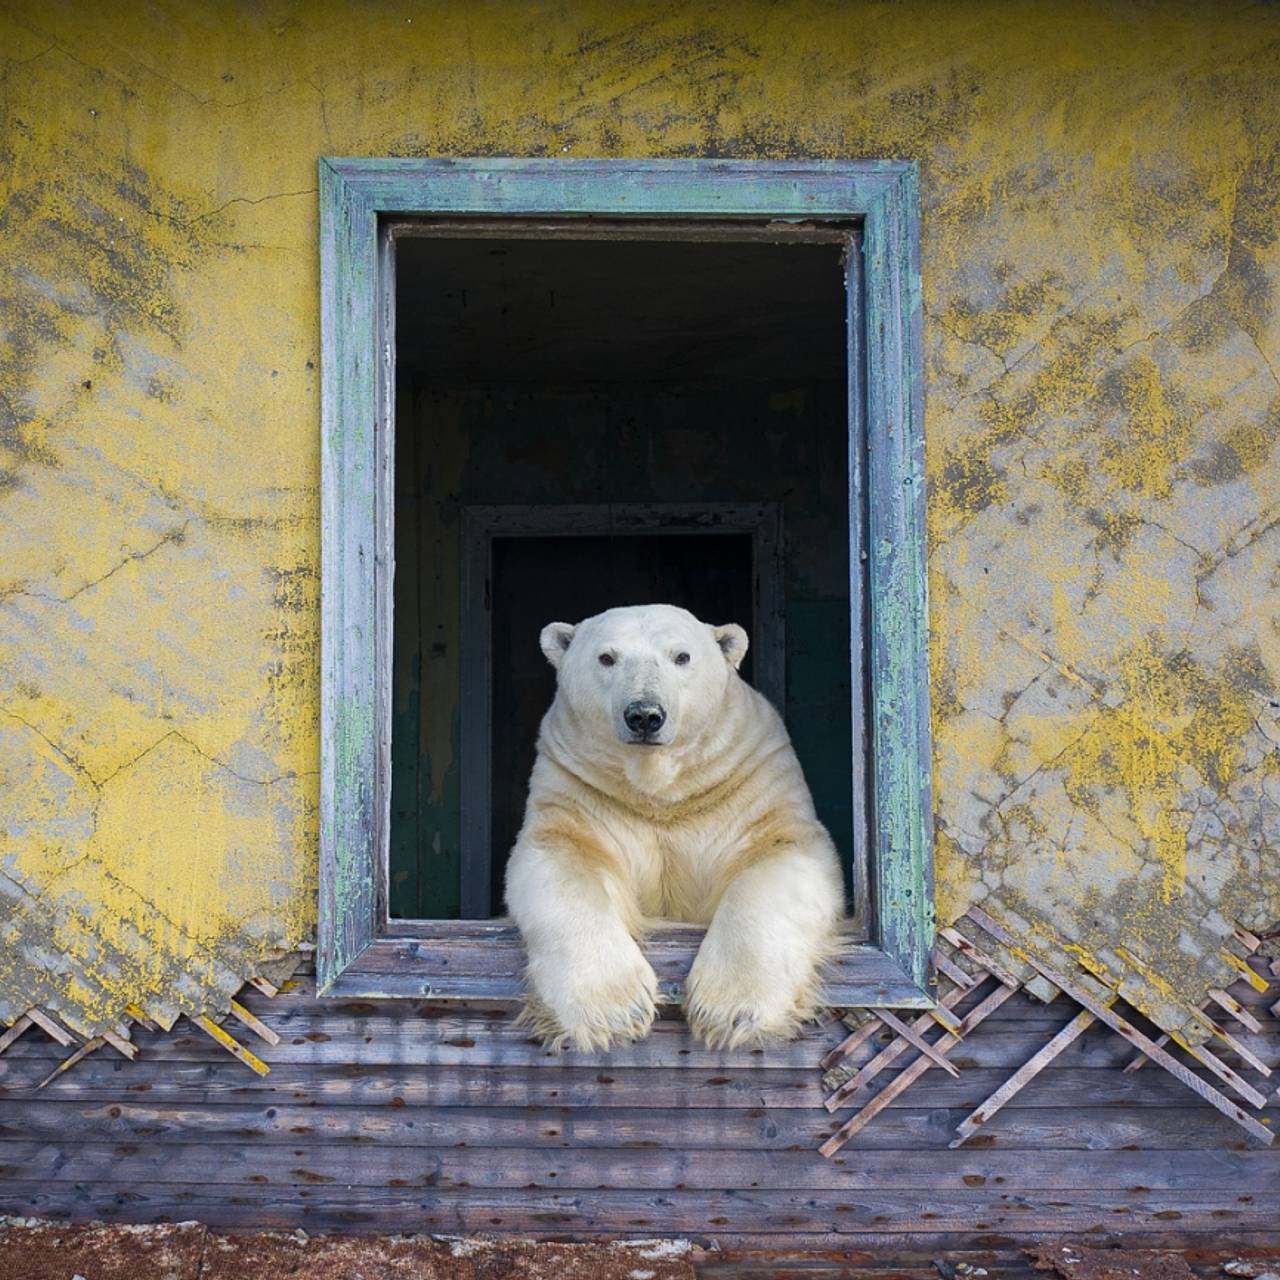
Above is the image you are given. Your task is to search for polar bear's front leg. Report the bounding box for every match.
[506,839,657,1052]
[686,844,843,1050]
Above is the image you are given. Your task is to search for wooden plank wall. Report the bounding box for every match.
[1,969,1276,1249]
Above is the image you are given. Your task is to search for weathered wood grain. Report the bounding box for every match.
[0,1016,33,1054]
[2,1101,1260,1152]
[821,983,1019,1155]
[950,1009,1096,1147]
[17,1017,1257,1074]
[823,981,977,1097]
[3,971,1275,1245]
[318,155,380,992]
[326,936,933,1005]
[6,1058,1276,1112]
[6,1140,1277,1193]
[967,907,1275,1146]
[35,1038,105,1090]
[237,962,1280,1020]
[5,1181,1278,1238]
[26,1008,75,1046]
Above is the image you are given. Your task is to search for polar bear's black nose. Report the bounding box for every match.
[624,700,666,737]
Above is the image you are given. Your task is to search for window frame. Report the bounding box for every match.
[319,158,933,1007]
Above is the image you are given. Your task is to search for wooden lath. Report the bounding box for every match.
[819,932,1027,1156]
[822,964,982,1107]
[820,907,1278,1156]
[966,906,1274,1144]
[950,1007,1096,1148]
[820,975,1019,1157]
[1122,937,1277,1092]
[36,1037,106,1090]
[0,1014,33,1055]
[0,954,302,1082]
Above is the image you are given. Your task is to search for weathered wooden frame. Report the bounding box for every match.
[319,158,932,1006]
[458,501,791,922]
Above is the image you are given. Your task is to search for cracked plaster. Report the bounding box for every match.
[0,0,1277,1039]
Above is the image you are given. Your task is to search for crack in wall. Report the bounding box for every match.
[3,521,189,605]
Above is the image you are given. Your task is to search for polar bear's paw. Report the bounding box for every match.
[685,959,824,1051]
[518,957,658,1052]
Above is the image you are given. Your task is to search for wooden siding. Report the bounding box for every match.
[2,969,1277,1248]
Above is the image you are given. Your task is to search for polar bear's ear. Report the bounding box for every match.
[711,623,749,670]
[539,621,576,669]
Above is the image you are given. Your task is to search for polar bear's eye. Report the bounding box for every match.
[597,653,615,667]
[674,652,691,666]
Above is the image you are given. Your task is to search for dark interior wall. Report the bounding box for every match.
[391,232,855,919]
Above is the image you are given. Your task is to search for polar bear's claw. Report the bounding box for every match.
[686,996,805,1051]
[518,964,658,1052]
[685,954,830,1051]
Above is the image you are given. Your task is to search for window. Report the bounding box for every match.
[320,159,932,1007]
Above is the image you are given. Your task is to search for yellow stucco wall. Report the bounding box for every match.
[1,0,1277,1037]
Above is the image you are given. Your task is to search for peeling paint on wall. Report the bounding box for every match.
[0,0,1277,1039]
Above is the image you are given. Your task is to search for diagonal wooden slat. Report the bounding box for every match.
[1175,1035,1268,1109]
[1204,1025,1271,1079]
[8,962,296,1082]
[937,925,1024,990]
[101,1030,138,1061]
[1233,924,1263,951]
[820,948,964,1072]
[1127,974,1269,1079]
[1209,987,1263,1034]
[875,1007,960,1077]
[824,979,981,1111]
[229,998,281,1047]
[124,1003,159,1033]
[932,949,977,990]
[26,1008,75,1047]
[0,1015,33,1055]
[819,981,1019,1157]
[1120,932,1266,1079]
[819,1015,887,1073]
[928,1003,964,1034]
[1125,994,1214,1075]
[1208,1029,1269,1080]
[950,1008,1096,1147]
[192,1014,270,1076]
[967,905,1275,1147]
[1221,949,1269,994]
[37,1037,105,1089]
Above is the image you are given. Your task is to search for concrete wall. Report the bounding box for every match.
[1,1,1277,1037]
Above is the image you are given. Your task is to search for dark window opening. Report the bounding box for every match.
[390,226,859,923]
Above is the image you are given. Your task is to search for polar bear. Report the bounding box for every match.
[504,603,845,1051]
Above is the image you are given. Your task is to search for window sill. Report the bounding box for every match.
[320,924,932,1007]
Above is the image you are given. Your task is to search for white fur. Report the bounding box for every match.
[505,604,845,1051]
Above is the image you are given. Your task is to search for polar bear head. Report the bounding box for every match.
[540,604,749,750]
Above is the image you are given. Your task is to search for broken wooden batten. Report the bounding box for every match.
[819,908,1277,1156]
